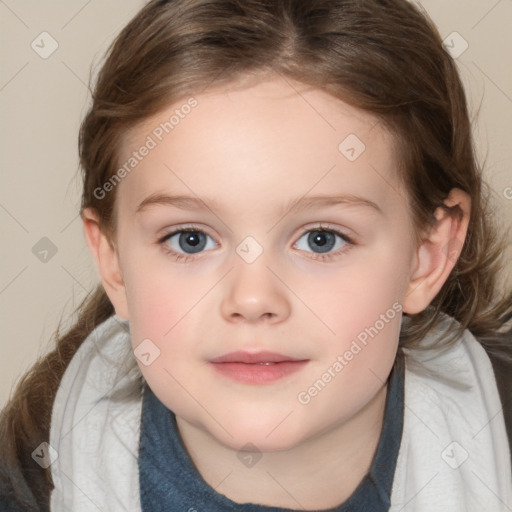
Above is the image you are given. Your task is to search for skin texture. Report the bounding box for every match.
[83,75,471,509]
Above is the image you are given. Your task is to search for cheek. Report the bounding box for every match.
[297,240,406,395]
[122,260,207,364]
[301,249,406,344]
[298,295,401,425]
[123,270,205,418]
[125,278,175,340]
[121,248,203,338]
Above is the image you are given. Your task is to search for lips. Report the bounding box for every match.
[210,351,305,364]
[209,351,309,384]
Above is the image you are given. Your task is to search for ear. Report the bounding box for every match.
[403,188,471,315]
[82,207,130,320]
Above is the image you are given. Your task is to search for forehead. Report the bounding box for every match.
[115,77,405,219]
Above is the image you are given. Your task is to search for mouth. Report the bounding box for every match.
[209,351,309,384]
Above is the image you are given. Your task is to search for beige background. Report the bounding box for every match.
[1,0,511,408]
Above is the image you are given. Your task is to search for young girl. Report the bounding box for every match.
[1,0,511,510]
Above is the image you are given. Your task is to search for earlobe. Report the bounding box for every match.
[81,207,130,320]
[402,188,471,315]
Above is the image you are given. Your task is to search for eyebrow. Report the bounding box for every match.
[136,193,223,214]
[135,192,383,216]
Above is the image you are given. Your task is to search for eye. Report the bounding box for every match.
[294,227,352,259]
[159,228,217,256]
[157,225,354,263]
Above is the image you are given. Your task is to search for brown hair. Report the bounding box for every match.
[2,0,511,508]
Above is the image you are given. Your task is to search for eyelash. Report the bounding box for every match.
[156,224,355,263]
[157,227,209,264]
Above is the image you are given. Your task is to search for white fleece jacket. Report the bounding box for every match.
[49,314,512,511]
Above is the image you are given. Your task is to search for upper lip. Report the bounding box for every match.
[209,351,307,364]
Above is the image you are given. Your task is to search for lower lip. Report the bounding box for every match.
[209,361,308,384]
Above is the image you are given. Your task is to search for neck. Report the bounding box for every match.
[175,382,388,510]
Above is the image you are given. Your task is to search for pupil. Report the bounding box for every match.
[308,230,335,253]
[179,232,206,253]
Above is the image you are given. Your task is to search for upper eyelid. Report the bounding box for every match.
[299,223,351,236]
[159,224,216,239]
[159,223,350,236]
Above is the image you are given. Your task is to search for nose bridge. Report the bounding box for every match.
[220,248,291,323]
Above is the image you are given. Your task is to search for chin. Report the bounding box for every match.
[204,415,311,453]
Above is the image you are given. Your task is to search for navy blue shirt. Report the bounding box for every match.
[139,354,405,511]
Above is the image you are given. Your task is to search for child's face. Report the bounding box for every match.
[112,77,418,451]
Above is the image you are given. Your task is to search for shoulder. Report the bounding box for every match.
[481,341,512,460]
[403,313,512,465]
[0,407,51,512]
[0,315,124,512]
[49,315,143,510]
[392,317,512,510]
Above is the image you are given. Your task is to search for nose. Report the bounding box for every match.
[220,259,291,324]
